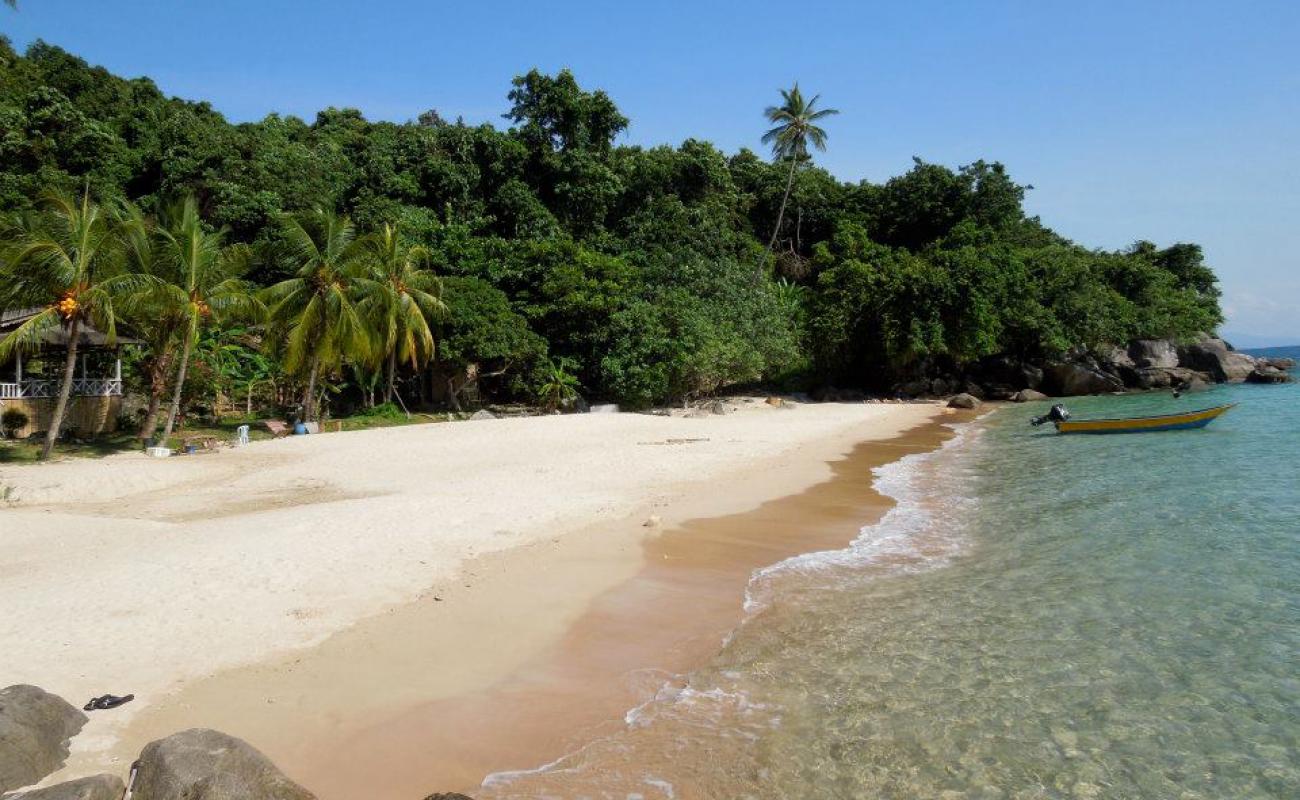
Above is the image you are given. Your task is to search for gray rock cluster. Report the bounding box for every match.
[0,685,476,800]
[885,335,1292,401]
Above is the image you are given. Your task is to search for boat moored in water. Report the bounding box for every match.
[1033,403,1236,434]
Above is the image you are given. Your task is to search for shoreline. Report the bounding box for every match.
[1,399,946,790]
[141,412,961,799]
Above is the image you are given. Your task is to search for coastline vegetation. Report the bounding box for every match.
[0,39,1223,457]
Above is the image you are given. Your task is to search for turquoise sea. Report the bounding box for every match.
[486,349,1299,799]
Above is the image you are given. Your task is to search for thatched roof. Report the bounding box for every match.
[0,308,141,350]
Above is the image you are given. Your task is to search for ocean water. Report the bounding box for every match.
[484,350,1299,799]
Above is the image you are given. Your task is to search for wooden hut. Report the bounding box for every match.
[0,309,138,439]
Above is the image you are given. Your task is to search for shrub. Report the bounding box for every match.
[1,408,29,437]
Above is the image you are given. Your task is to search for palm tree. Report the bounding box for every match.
[0,190,147,459]
[263,208,374,422]
[361,223,448,405]
[116,202,182,441]
[761,84,838,260]
[537,357,581,412]
[149,197,259,443]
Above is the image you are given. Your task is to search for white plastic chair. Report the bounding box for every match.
[235,424,250,446]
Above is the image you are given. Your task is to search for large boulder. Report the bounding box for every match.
[1127,339,1180,369]
[947,393,981,409]
[1258,356,1296,371]
[0,686,88,793]
[1011,389,1049,403]
[1177,338,1256,382]
[1246,365,1294,384]
[1131,366,1211,390]
[131,729,315,800]
[1043,363,1124,396]
[1096,344,1136,370]
[5,774,125,800]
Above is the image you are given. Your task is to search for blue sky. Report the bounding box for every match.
[4,1,1298,344]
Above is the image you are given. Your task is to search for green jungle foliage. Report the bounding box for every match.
[0,39,1222,412]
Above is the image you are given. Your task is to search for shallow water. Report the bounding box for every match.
[484,355,1300,799]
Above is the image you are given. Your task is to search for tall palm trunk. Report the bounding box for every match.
[766,158,799,254]
[41,317,81,460]
[160,325,196,443]
[303,351,322,422]
[384,349,396,405]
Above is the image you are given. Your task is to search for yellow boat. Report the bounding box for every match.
[1053,404,1235,434]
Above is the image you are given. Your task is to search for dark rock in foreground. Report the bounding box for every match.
[131,729,315,800]
[422,794,476,800]
[4,774,124,800]
[0,685,88,793]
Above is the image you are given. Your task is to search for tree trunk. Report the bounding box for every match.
[302,352,322,421]
[384,349,396,405]
[765,158,799,254]
[160,326,195,444]
[137,346,172,440]
[41,317,81,460]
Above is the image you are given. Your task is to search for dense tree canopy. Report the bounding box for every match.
[0,38,1223,410]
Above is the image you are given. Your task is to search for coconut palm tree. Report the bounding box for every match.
[116,202,182,441]
[761,84,838,259]
[148,197,259,443]
[360,223,448,405]
[0,190,149,459]
[262,208,375,422]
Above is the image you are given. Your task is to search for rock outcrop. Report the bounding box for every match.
[1010,389,1049,402]
[1127,339,1180,369]
[0,686,88,794]
[947,393,980,409]
[422,794,476,800]
[1176,338,1257,382]
[1043,362,1124,396]
[4,774,124,800]
[130,729,315,800]
[879,334,1290,400]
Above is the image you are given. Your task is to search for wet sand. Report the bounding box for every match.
[291,416,962,798]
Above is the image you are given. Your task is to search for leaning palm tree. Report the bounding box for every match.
[761,84,838,258]
[147,197,259,443]
[360,223,448,405]
[262,208,374,422]
[0,190,147,459]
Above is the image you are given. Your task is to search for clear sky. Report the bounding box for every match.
[4,1,1297,345]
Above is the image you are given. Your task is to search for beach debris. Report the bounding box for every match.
[4,773,125,800]
[82,694,134,711]
[130,728,316,800]
[765,396,783,407]
[637,437,709,446]
[947,393,981,409]
[468,409,496,420]
[643,515,662,528]
[708,400,731,415]
[589,403,620,414]
[421,794,475,800]
[0,685,88,793]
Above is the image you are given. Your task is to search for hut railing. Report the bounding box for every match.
[0,378,122,398]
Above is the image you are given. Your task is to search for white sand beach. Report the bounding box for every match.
[0,399,941,789]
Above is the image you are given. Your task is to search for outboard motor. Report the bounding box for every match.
[1031,403,1071,427]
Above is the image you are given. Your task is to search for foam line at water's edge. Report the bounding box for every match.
[479,415,985,794]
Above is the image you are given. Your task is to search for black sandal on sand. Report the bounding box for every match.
[83,693,134,711]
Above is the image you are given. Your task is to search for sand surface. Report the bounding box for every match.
[0,399,940,790]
